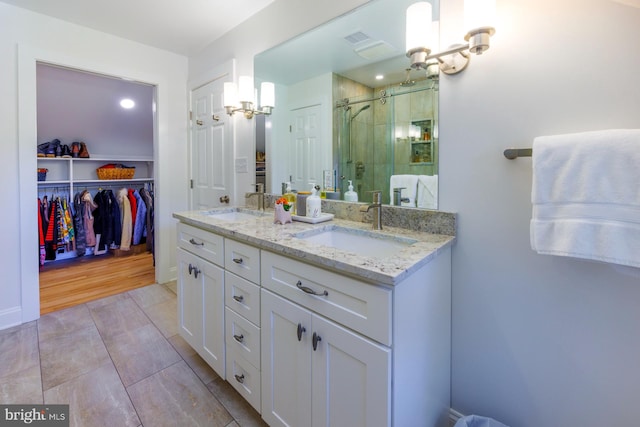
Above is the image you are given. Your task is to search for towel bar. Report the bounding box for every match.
[503,148,532,159]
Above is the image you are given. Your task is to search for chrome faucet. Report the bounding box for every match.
[359,190,383,230]
[246,183,265,211]
[393,187,410,205]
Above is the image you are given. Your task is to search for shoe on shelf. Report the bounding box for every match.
[61,144,72,158]
[46,139,60,157]
[37,142,49,157]
[71,142,80,158]
[79,142,90,158]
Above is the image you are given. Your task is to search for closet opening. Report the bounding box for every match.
[36,63,157,315]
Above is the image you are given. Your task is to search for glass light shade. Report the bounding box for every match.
[405,2,432,53]
[238,76,254,104]
[464,0,496,32]
[260,82,275,108]
[223,82,238,108]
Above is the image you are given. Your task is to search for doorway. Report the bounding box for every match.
[36,63,156,314]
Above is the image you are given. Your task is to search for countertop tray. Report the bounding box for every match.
[292,213,334,224]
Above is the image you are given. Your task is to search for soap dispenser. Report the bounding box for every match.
[284,182,297,214]
[344,180,358,202]
[307,185,321,218]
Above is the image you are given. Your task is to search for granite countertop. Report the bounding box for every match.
[173,208,455,286]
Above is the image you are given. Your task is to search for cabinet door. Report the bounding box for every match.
[311,315,391,427]
[261,289,312,427]
[201,257,225,379]
[177,248,202,352]
[177,248,226,378]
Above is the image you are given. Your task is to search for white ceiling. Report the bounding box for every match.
[0,0,275,56]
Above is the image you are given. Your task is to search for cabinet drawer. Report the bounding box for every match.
[225,239,260,284]
[226,346,261,413]
[261,251,392,346]
[225,307,260,369]
[177,223,224,267]
[225,272,260,326]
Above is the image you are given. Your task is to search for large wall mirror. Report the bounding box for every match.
[255,0,439,209]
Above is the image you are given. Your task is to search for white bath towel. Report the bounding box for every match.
[417,175,438,209]
[530,129,640,268]
[390,175,418,206]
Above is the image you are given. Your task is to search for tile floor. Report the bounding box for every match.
[0,282,267,427]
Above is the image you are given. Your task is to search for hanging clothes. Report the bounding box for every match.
[132,189,147,245]
[73,192,86,256]
[117,188,132,251]
[44,198,58,260]
[139,186,154,259]
[37,199,45,267]
[127,188,137,239]
[106,189,122,247]
[81,190,98,247]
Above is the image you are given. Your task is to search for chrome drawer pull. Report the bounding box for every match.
[297,323,306,341]
[296,280,328,297]
[233,334,244,343]
[232,257,243,264]
[232,295,244,303]
[188,238,204,246]
[234,374,245,384]
[312,332,322,351]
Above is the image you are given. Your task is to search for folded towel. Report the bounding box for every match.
[417,175,438,209]
[390,175,418,206]
[530,129,640,268]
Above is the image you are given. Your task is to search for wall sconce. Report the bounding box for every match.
[224,76,275,119]
[406,0,496,75]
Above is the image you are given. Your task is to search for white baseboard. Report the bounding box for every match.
[0,306,23,331]
[449,408,465,427]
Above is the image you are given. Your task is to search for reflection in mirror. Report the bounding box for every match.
[255,0,439,209]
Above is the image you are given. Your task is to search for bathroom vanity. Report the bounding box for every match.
[173,208,455,427]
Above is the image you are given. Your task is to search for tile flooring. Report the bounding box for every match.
[0,282,267,427]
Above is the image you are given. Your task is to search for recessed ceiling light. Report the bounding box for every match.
[120,98,135,109]
[376,75,384,80]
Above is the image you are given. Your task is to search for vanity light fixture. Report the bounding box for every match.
[406,0,496,75]
[224,76,275,119]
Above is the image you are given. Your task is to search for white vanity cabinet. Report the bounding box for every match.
[261,289,391,427]
[260,250,452,427]
[175,218,452,427]
[177,224,226,378]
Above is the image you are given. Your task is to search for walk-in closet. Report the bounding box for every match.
[36,63,156,314]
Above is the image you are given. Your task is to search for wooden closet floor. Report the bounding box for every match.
[39,252,155,315]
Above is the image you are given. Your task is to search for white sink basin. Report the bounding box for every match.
[293,226,417,258]
[203,208,267,222]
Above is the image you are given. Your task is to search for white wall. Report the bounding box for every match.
[439,0,640,425]
[1,3,188,327]
[189,0,369,204]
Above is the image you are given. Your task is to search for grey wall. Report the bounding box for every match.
[439,0,640,425]
[37,64,154,157]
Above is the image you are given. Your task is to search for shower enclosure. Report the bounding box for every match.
[333,77,438,206]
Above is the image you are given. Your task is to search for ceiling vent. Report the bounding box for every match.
[343,31,371,45]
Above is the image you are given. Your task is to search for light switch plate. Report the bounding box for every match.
[235,157,248,173]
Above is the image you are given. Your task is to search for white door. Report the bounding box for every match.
[261,289,312,427]
[311,315,391,427]
[191,78,233,209]
[290,104,323,190]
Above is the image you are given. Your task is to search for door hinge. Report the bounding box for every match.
[189,111,193,121]
[190,179,193,189]
[289,125,292,132]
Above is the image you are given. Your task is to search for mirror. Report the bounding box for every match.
[255,0,439,209]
